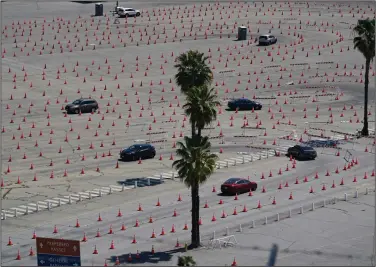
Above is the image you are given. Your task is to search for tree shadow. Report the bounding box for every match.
[107,247,186,265]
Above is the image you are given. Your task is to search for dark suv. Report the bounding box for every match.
[286,145,317,160]
[120,144,156,161]
[65,98,99,114]
[227,98,262,111]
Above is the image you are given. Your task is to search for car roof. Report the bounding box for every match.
[75,98,94,101]
[296,144,314,149]
[134,143,153,147]
[234,98,251,101]
[225,178,246,182]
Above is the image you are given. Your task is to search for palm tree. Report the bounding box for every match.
[172,136,218,248]
[353,18,375,136]
[174,50,213,94]
[177,256,196,266]
[183,84,220,137]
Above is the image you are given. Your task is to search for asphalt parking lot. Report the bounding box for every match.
[1,0,375,266]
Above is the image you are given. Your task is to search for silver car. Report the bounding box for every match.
[258,34,277,45]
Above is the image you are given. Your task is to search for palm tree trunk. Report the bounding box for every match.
[191,121,196,137]
[361,58,370,136]
[190,183,200,248]
[197,127,202,138]
[195,183,200,247]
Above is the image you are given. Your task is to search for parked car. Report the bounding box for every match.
[221,178,257,195]
[120,144,156,161]
[258,34,277,45]
[286,145,317,160]
[65,98,98,114]
[227,98,262,111]
[117,7,141,17]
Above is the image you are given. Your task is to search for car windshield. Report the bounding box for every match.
[259,36,268,39]
[224,178,240,184]
[72,100,82,105]
[126,145,136,150]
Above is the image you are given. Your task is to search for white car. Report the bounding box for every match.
[117,7,141,18]
[258,34,277,46]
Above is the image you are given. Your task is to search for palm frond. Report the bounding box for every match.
[172,136,218,188]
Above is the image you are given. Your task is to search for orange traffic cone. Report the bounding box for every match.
[233,207,238,215]
[29,246,35,256]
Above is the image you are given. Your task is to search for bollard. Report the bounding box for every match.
[58,198,61,206]
[212,231,216,240]
[3,212,6,220]
[300,206,304,214]
[312,202,315,211]
[259,154,262,160]
[251,220,255,228]
[323,199,326,207]
[265,216,268,225]
[233,160,237,166]
[242,156,245,164]
[239,224,242,232]
[99,189,102,197]
[267,149,269,158]
[225,227,229,236]
[47,201,51,210]
[344,193,347,201]
[134,181,138,188]
[36,202,40,212]
[68,195,72,204]
[14,208,17,217]
[89,192,92,199]
[276,213,280,221]
[160,173,163,180]
[366,188,369,195]
[355,190,358,198]
[26,206,29,214]
[288,208,291,218]
[217,162,221,169]
[147,178,151,186]
[226,161,229,168]
[250,155,253,162]
[121,184,125,191]
[79,194,82,202]
[109,187,113,194]
[172,172,175,180]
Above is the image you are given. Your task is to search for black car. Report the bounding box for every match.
[120,144,156,161]
[227,98,262,111]
[65,98,98,114]
[221,178,257,195]
[287,145,317,160]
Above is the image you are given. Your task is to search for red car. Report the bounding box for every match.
[221,178,257,195]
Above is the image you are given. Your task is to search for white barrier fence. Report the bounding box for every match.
[201,187,375,249]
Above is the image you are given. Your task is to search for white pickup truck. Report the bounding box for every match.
[116,7,141,18]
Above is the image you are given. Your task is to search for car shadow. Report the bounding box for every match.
[107,247,186,265]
